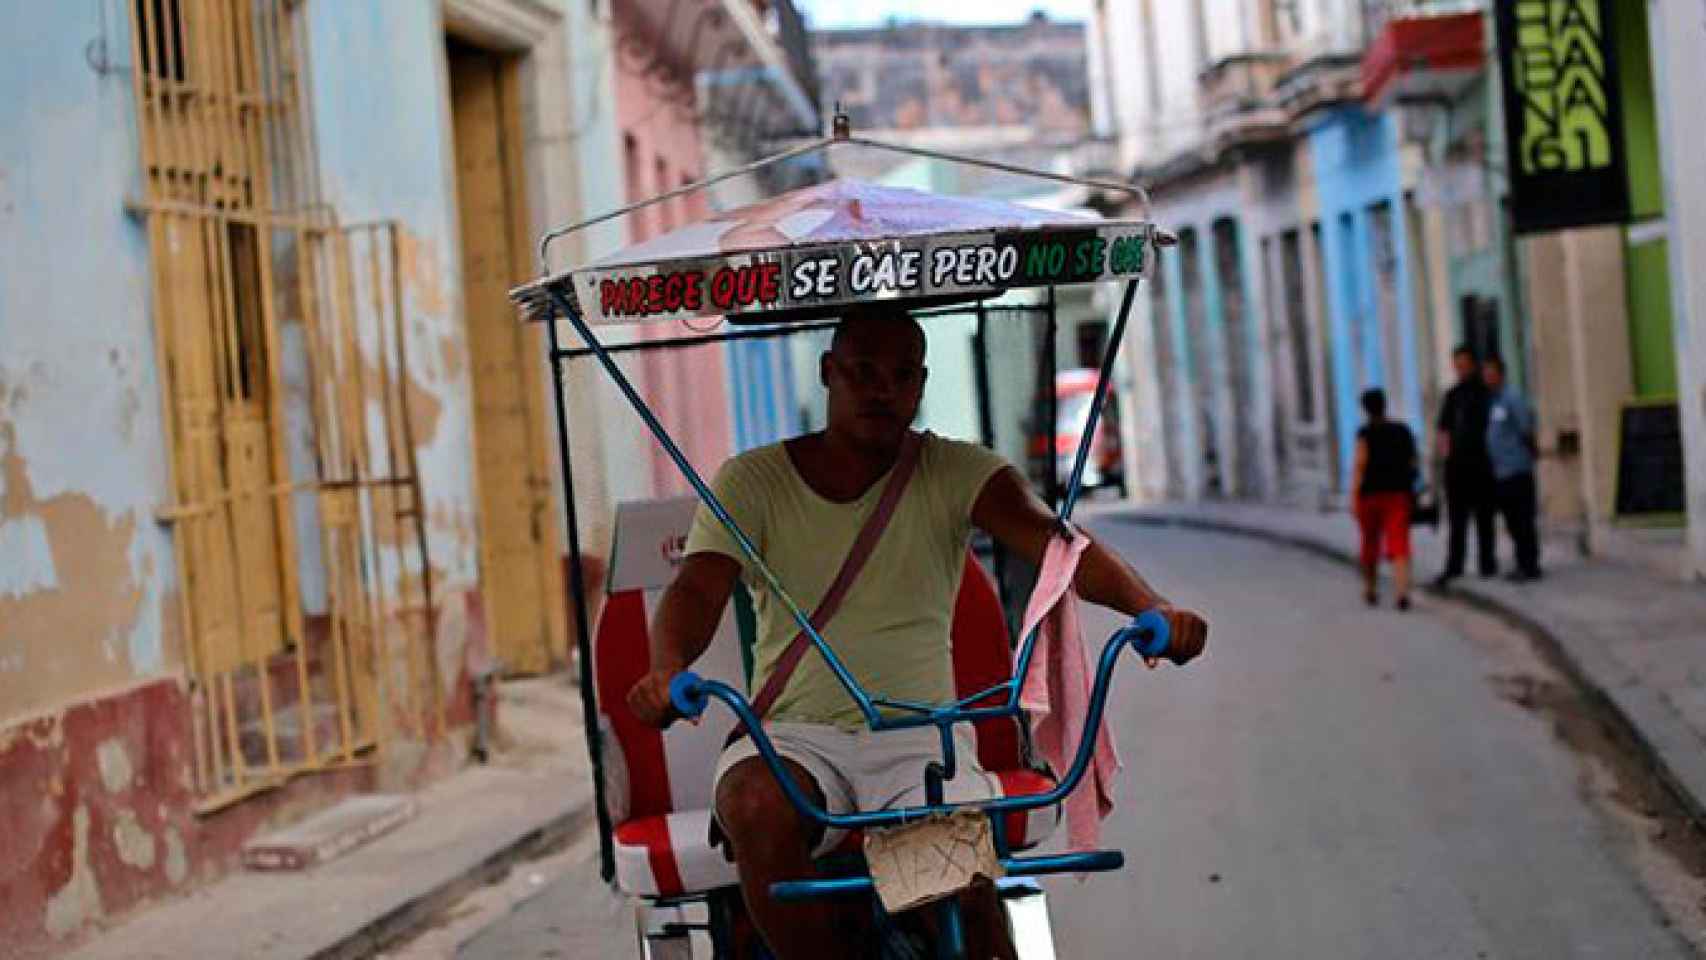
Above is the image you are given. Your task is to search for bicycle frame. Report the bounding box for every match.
[543,278,1138,729]
[517,118,1177,959]
[538,275,1155,959]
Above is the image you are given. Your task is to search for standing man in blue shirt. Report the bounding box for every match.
[1484,356,1542,581]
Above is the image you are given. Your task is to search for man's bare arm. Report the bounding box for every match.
[970,466,1206,663]
[970,466,1165,617]
[627,552,742,727]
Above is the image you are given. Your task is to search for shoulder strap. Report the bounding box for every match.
[746,430,927,722]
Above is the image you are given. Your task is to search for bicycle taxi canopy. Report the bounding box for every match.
[509,130,1182,947]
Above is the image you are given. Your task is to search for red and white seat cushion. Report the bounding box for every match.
[595,498,1059,899]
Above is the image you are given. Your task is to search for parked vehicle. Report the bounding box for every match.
[1028,368,1125,498]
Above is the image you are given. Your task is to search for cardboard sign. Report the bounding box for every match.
[864,810,1005,914]
[607,496,701,593]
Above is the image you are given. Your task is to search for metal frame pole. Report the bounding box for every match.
[1043,287,1060,509]
[1060,279,1141,523]
[970,301,1015,633]
[972,302,996,450]
[544,312,617,883]
[1010,277,1143,692]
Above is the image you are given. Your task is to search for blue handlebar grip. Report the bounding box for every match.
[1126,609,1172,659]
[669,671,709,720]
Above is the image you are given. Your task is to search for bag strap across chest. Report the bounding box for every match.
[746,429,927,721]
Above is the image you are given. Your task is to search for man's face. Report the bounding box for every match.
[821,318,927,450]
[1453,352,1477,382]
[1483,363,1505,390]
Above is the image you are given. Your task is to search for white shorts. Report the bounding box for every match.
[713,722,1000,857]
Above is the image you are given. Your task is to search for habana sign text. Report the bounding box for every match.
[1496,0,1630,233]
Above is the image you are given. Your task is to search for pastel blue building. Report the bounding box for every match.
[1308,107,1426,485]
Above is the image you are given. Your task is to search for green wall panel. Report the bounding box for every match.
[1626,237,1677,398]
[1617,0,1665,220]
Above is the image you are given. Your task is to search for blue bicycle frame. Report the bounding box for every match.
[541,277,1149,958]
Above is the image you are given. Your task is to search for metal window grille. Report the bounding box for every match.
[126,0,438,811]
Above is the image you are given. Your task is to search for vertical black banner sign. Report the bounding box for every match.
[1496,0,1631,233]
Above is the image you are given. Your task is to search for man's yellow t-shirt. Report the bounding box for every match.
[684,433,1008,730]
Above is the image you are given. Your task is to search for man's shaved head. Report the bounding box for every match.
[830,310,927,365]
[820,309,928,452]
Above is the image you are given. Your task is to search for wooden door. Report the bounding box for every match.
[448,43,567,675]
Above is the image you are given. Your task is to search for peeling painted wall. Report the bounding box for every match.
[0,676,375,955]
[609,3,736,502]
[0,0,181,723]
[0,0,629,949]
[303,1,480,602]
[1145,170,1247,501]
[297,4,489,777]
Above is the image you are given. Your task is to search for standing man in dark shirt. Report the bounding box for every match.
[1434,345,1496,588]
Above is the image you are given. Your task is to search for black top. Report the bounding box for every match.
[1436,379,1491,466]
[1358,420,1418,494]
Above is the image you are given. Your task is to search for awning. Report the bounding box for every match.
[1362,10,1485,108]
[512,178,1154,327]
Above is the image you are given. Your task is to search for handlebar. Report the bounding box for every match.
[1121,606,1204,665]
[1119,608,1172,660]
[664,608,1200,831]
[669,670,712,721]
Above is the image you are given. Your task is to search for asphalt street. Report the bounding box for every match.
[449,523,1699,959]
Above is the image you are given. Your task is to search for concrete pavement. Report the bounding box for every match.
[1051,520,1699,957]
[56,504,1706,957]
[1116,501,1706,828]
[448,519,1706,958]
[61,679,594,960]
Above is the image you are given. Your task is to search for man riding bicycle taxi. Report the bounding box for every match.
[627,310,1210,958]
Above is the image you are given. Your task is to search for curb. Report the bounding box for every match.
[308,800,596,960]
[1114,510,1706,828]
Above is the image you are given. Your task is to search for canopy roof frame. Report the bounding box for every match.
[533,114,1162,278]
[525,114,1162,882]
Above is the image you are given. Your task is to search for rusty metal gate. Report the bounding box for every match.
[126,0,437,810]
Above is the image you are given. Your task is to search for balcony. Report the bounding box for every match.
[617,0,821,141]
[1198,52,1293,152]
[1361,3,1485,108]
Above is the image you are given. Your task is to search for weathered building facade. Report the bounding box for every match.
[0,0,818,954]
[1093,0,1701,581]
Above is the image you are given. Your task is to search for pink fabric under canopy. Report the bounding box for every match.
[587,178,1100,271]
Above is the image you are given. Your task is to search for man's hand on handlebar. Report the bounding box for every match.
[627,666,683,729]
[1150,604,1208,668]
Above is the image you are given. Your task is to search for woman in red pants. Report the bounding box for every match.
[1351,388,1419,610]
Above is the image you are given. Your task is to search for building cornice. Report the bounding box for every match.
[442,0,562,51]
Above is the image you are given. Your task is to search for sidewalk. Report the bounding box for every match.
[1110,500,1706,822]
[63,678,595,960]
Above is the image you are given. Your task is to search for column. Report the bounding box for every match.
[1650,0,1706,580]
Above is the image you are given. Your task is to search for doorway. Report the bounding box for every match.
[447,40,567,675]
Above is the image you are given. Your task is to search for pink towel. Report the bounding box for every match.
[1018,527,1121,852]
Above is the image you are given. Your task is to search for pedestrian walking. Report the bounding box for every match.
[1351,388,1418,610]
[1483,356,1542,581]
[1433,345,1497,588]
